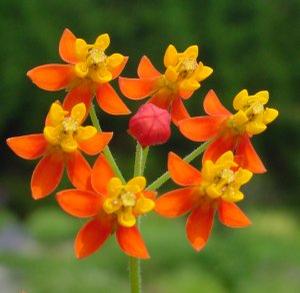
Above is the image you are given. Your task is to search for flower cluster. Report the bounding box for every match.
[7,28,278,260]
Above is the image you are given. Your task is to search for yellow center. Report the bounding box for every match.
[103,177,155,227]
[200,151,253,203]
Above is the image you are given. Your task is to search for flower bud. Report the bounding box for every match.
[128,103,171,147]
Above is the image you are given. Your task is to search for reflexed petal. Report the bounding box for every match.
[155,188,197,218]
[59,28,78,64]
[27,64,74,91]
[96,83,131,115]
[76,126,97,141]
[63,85,93,113]
[75,217,112,259]
[168,152,202,186]
[137,56,161,78]
[91,154,115,195]
[179,116,224,142]
[235,135,266,174]
[66,151,92,191]
[118,77,156,100]
[218,200,251,228]
[170,97,190,126]
[186,205,214,251]
[127,176,146,192]
[6,134,47,160]
[70,103,86,124]
[164,44,178,67]
[203,90,231,116]
[31,153,64,199]
[78,132,113,155]
[116,225,150,259]
[94,33,110,51]
[148,93,173,109]
[57,189,102,218]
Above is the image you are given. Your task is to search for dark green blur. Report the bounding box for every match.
[0,1,299,292]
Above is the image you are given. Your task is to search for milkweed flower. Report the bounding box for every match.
[179,90,278,173]
[57,154,156,259]
[128,103,171,147]
[119,45,213,124]
[27,28,130,115]
[155,151,252,251]
[7,102,112,199]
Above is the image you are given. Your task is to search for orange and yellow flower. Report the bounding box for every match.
[7,102,112,199]
[119,45,213,124]
[27,28,130,115]
[155,151,252,251]
[57,154,156,259]
[179,90,278,173]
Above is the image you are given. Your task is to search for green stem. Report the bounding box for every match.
[129,143,148,293]
[147,141,210,191]
[89,104,125,183]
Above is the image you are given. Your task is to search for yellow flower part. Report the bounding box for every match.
[103,176,155,227]
[201,151,253,202]
[228,90,279,135]
[43,102,97,152]
[162,44,213,93]
[74,33,125,83]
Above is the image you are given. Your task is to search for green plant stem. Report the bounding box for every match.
[129,143,149,293]
[147,141,210,191]
[89,104,125,183]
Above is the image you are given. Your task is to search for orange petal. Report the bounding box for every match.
[235,134,266,174]
[75,217,112,259]
[116,225,150,259]
[137,56,161,78]
[66,151,92,191]
[186,205,215,251]
[178,89,194,100]
[143,190,157,200]
[59,28,78,64]
[179,116,225,142]
[57,189,102,218]
[170,97,190,126]
[6,134,47,160]
[27,64,74,91]
[155,187,197,218]
[31,153,64,199]
[91,154,115,195]
[203,90,231,116]
[203,134,235,163]
[218,200,251,228]
[78,132,113,156]
[168,152,202,186]
[148,94,173,110]
[118,77,156,100]
[96,83,131,115]
[111,56,128,79]
[63,85,93,113]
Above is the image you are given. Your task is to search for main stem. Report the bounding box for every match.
[147,141,210,191]
[89,104,125,183]
[129,144,149,293]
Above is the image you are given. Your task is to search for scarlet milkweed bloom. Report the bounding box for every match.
[179,90,279,173]
[155,151,252,251]
[27,28,130,115]
[128,103,171,147]
[119,45,213,125]
[57,154,156,259]
[6,102,112,199]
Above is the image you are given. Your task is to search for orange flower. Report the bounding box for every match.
[178,90,279,173]
[119,45,213,125]
[27,28,130,115]
[57,154,156,259]
[6,102,112,199]
[155,151,252,251]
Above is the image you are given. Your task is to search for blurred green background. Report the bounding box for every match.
[0,0,299,292]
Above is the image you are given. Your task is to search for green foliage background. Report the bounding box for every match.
[0,1,299,292]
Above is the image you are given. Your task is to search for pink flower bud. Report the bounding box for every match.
[128,103,171,147]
